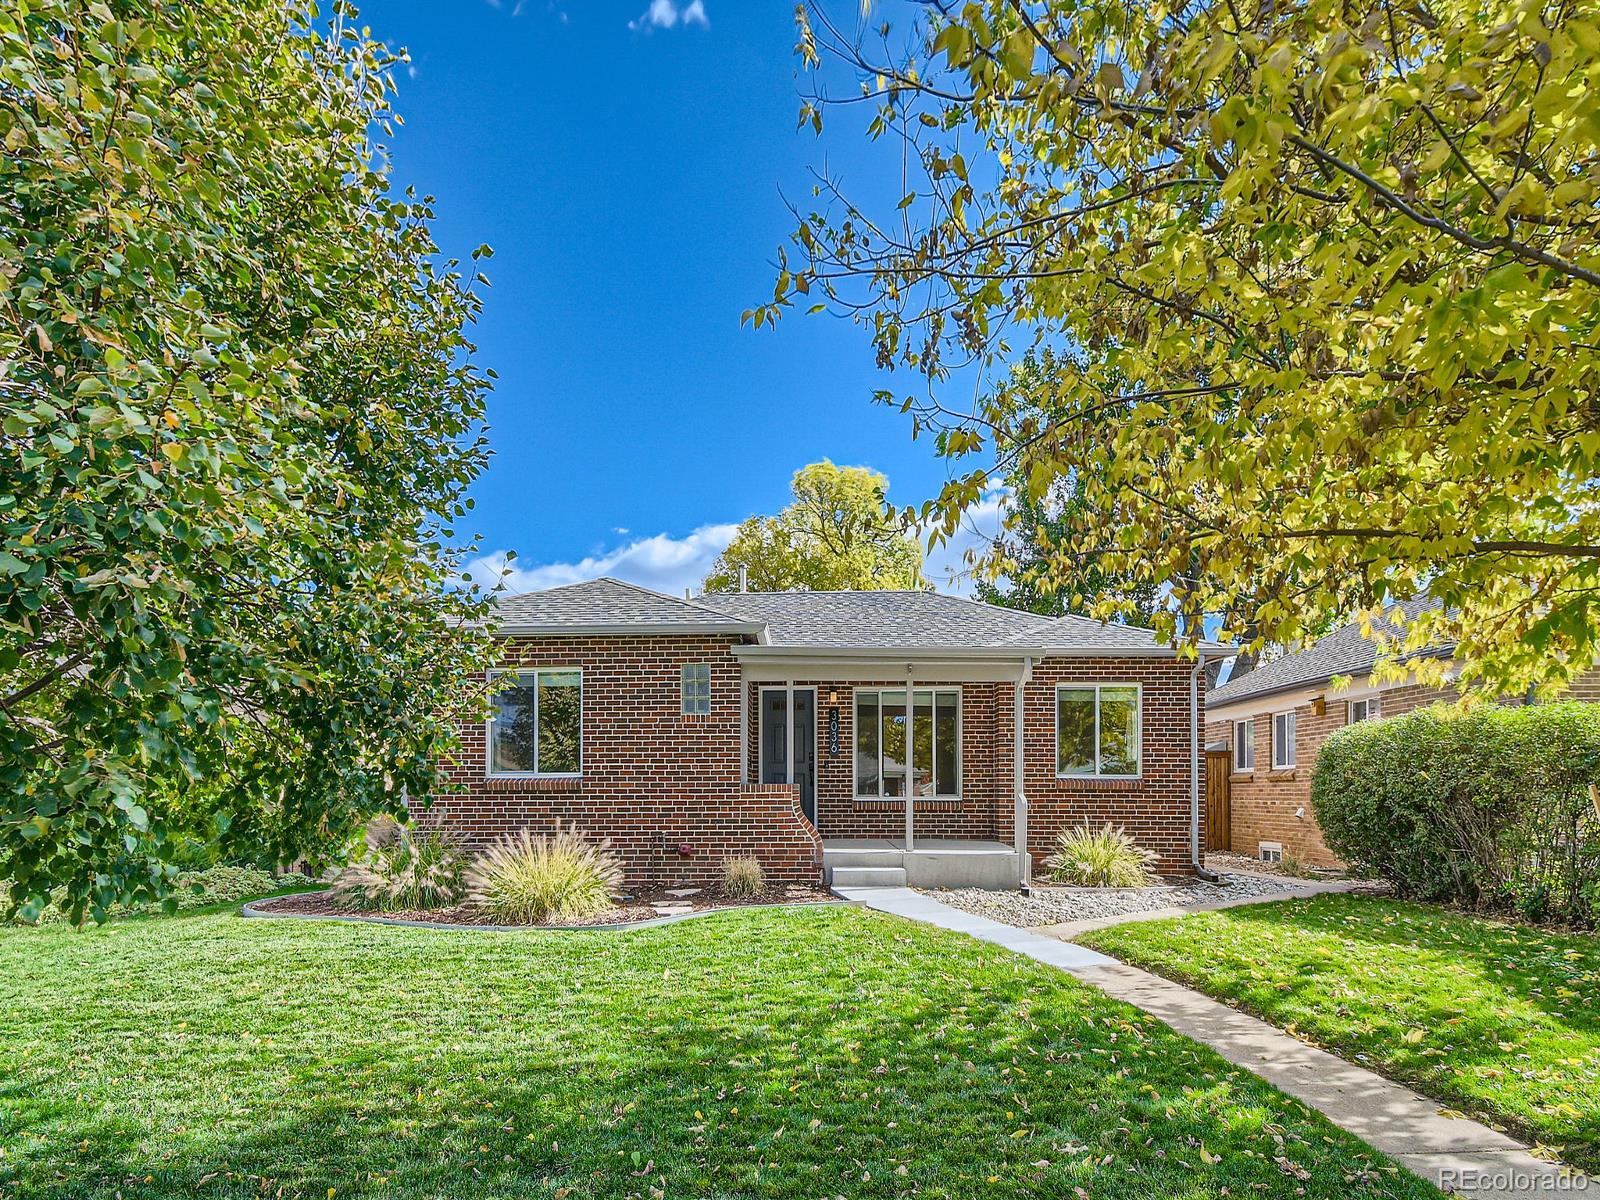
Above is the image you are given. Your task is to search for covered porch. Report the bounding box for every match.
[735,646,1037,891]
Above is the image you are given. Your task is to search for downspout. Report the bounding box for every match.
[1191,655,1222,883]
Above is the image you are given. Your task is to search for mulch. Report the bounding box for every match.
[250,884,838,929]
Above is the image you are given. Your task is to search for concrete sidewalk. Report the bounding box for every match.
[839,886,1588,1199]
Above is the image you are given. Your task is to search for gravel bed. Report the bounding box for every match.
[924,872,1314,928]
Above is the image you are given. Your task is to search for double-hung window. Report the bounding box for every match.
[854,688,960,798]
[488,669,581,776]
[1347,696,1380,724]
[681,664,712,715]
[1233,719,1256,771]
[1056,684,1142,778]
[1271,710,1297,769]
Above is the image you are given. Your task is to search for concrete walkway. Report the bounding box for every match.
[831,886,1117,970]
[838,886,1588,1199]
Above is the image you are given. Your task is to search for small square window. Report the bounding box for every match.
[1259,841,1284,864]
[1347,697,1381,723]
[681,663,712,715]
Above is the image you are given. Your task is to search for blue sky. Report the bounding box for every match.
[357,0,999,596]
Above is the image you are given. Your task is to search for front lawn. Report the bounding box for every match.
[1080,895,1600,1174]
[0,906,1439,1199]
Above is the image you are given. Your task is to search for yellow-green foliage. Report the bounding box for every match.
[331,825,468,912]
[1045,825,1157,888]
[465,828,623,925]
[768,0,1600,698]
[721,856,766,900]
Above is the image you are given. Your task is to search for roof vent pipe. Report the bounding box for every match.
[739,565,748,593]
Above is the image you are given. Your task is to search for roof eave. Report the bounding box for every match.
[734,642,1234,659]
[1207,644,1455,708]
[494,621,768,639]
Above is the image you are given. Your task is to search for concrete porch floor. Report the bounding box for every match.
[823,838,1021,890]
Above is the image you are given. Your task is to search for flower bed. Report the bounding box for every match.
[249,883,837,928]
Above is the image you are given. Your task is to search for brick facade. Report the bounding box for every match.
[1207,665,1600,867]
[419,634,824,887]
[421,635,1209,885]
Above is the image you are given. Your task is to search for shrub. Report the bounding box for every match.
[1313,702,1600,927]
[721,856,766,900]
[466,828,623,924]
[8,864,310,926]
[331,825,468,912]
[1045,824,1156,887]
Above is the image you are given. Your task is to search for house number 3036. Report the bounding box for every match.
[827,706,841,758]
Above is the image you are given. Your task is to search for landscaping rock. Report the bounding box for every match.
[926,872,1307,928]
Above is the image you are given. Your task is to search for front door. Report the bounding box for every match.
[760,688,816,823]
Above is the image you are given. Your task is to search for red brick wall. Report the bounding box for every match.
[1207,665,1600,867]
[418,634,823,888]
[1023,657,1202,876]
[424,636,1209,886]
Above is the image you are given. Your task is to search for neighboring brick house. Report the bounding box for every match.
[421,578,1232,890]
[1205,605,1600,867]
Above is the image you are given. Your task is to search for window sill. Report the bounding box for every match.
[1052,775,1145,792]
[483,775,583,793]
[853,797,962,811]
[1230,771,1255,782]
[1266,769,1297,780]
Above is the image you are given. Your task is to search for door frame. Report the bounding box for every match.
[757,685,817,821]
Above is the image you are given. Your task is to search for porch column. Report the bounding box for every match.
[904,663,915,851]
[785,679,795,787]
[1014,656,1033,885]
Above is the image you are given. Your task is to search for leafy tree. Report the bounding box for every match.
[0,1,492,921]
[703,461,925,592]
[973,355,1160,624]
[758,0,1600,694]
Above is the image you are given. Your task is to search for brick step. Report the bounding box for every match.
[829,865,909,888]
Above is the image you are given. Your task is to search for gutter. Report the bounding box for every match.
[732,642,1237,661]
[493,621,770,641]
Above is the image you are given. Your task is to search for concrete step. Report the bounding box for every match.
[822,848,905,869]
[829,866,908,888]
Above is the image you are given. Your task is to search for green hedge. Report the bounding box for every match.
[1312,702,1600,927]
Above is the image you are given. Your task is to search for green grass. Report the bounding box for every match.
[0,906,1441,1200]
[1080,895,1600,1174]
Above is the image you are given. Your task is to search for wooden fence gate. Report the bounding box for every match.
[1204,749,1232,852]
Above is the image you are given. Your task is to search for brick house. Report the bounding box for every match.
[422,578,1233,890]
[1205,605,1600,867]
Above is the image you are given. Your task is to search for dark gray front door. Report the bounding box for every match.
[760,689,816,823]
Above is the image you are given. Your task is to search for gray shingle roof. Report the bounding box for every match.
[490,578,760,633]
[698,590,1171,652]
[1208,598,1450,706]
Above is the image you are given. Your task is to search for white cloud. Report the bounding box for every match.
[920,489,1007,595]
[628,0,707,31]
[468,522,740,599]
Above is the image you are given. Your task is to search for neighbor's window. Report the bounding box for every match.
[1271,710,1297,769]
[854,689,959,798]
[1347,696,1380,724]
[1234,719,1256,771]
[681,663,712,715]
[489,669,581,776]
[1056,684,1142,778]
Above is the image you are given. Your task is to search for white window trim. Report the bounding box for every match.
[1347,696,1380,723]
[486,667,583,779]
[681,663,712,716]
[1271,709,1297,770]
[852,687,963,801]
[1234,718,1255,772]
[1055,683,1143,780]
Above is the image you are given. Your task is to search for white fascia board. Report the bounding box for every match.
[1205,670,1431,723]
[494,622,767,638]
